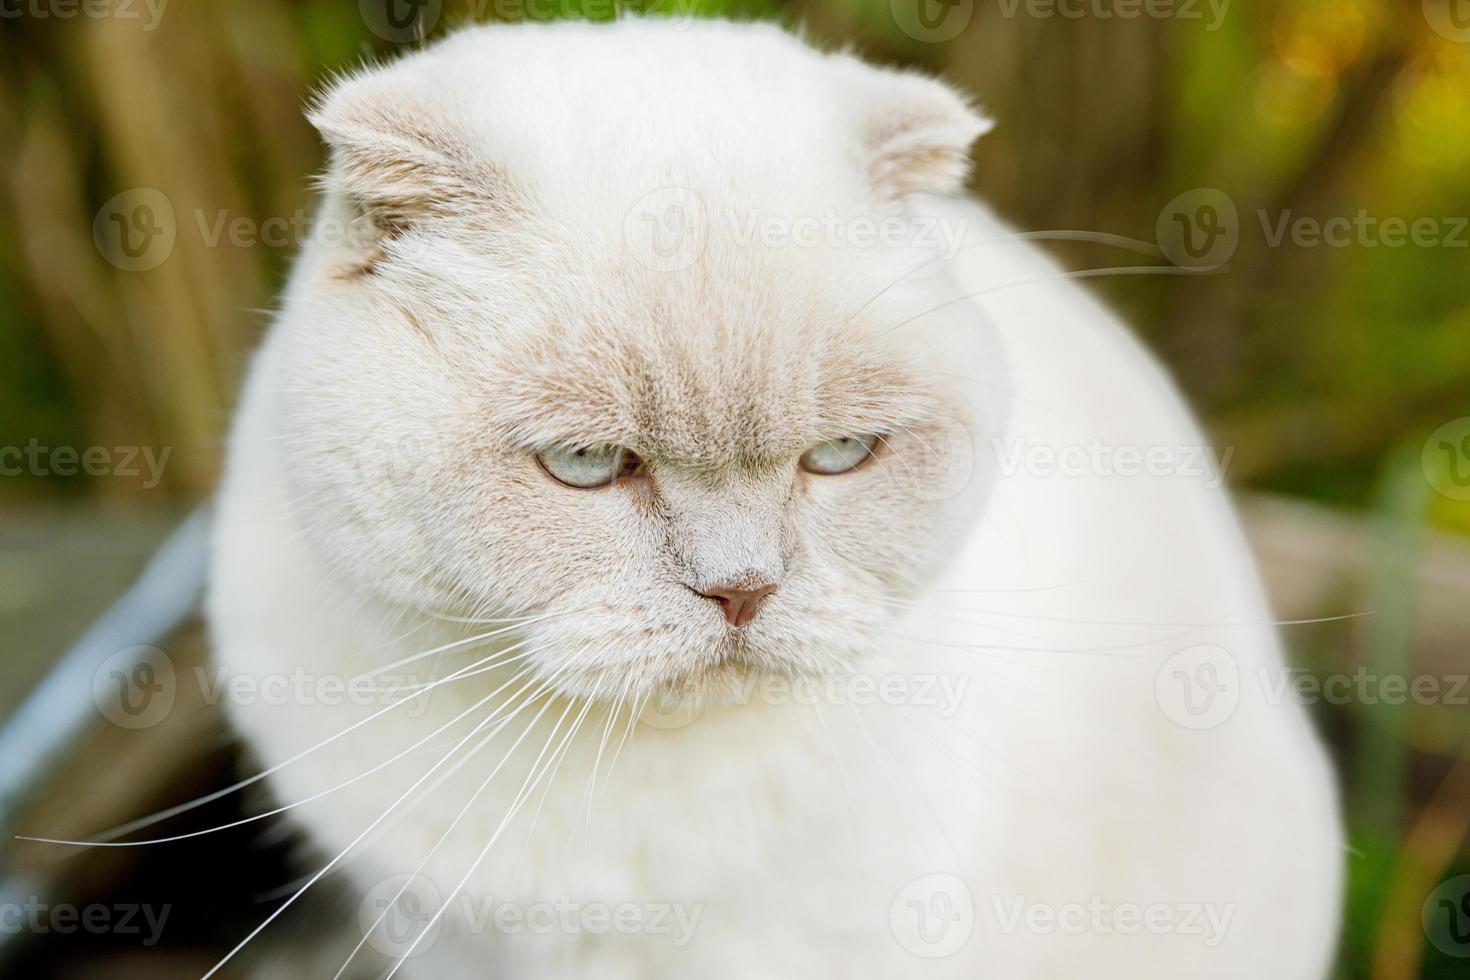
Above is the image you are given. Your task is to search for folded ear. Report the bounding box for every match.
[835,57,992,200]
[307,70,510,242]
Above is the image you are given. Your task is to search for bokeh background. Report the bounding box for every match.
[1,0,1467,976]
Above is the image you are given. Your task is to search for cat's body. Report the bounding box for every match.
[210,19,1341,979]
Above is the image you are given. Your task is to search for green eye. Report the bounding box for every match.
[536,445,643,489]
[799,435,880,475]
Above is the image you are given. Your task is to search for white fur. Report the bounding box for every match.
[209,18,1341,979]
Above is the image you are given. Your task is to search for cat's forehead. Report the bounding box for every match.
[476,282,937,464]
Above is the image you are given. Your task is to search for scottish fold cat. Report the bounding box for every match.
[207,17,1341,978]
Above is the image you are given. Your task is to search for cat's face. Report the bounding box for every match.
[275,20,1000,703]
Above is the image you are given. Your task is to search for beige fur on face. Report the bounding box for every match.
[278,19,995,702]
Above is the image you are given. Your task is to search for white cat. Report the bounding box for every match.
[208,17,1342,979]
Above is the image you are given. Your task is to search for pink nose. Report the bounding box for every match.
[699,581,777,628]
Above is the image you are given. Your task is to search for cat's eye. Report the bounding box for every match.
[799,434,880,475]
[536,444,643,489]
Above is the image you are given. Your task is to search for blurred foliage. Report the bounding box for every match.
[1,0,1467,520]
[0,1,1467,977]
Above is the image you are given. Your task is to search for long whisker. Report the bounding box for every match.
[386,635,544,693]
[574,681,626,847]
[331,657,587,980]
[367,608,573,677]
[874,265,1220,340]
[382,694,594,978]
[868,605,1249,660]
[843,700,960,867]
[842,228,1165,327]
[17,662,544,849]
[809,696,861,847]
[65,631,565,844]
[876,595,1375,630]
[600,688,648,796]
[508,687,600,889]
[199,675,558,980]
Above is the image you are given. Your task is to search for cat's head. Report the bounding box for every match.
[275,19,1005,704]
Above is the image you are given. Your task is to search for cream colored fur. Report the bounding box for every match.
[209,17,1341,979]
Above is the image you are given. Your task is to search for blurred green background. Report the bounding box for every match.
[0,0,1467,977]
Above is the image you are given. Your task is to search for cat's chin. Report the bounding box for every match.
[654,657,765,707]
